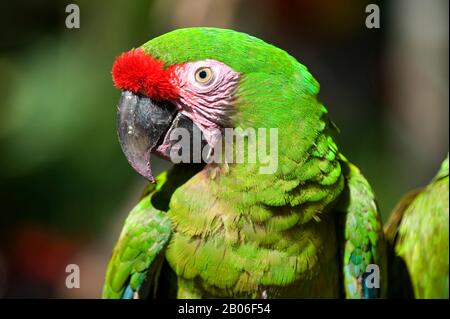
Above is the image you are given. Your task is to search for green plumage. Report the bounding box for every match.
[103,28,387,298]
[385,155,449,299]
[103,172,171,299]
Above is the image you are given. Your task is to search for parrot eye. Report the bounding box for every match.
[194,67,213,84]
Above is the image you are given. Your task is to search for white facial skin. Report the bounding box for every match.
[170,59,240,146]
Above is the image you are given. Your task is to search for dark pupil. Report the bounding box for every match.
[199,70,207,79]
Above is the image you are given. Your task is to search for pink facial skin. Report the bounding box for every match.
[169,59,240,147]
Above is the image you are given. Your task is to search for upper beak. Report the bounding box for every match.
[117,91,176,182]
[116,91,208,182]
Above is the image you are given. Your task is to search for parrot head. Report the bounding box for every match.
[112,28,322,182]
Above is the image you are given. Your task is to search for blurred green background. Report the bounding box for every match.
[0,0,448,298]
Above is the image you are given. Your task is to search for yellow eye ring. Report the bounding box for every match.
[194,67,213,84]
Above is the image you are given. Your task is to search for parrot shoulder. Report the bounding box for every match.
[102,173,172,299]
[337,154,387,299]
[385,154,449,298]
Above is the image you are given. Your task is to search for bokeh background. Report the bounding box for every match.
[0,0,448,298]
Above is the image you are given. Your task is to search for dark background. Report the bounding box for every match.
[0,0,448,298]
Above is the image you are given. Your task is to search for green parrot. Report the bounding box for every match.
[103,27,387,299]
[385,154,449,299]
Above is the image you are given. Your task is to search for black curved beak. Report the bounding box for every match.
[116,91,208,182]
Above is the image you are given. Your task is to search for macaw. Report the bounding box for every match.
[102,27,387,299]
[385,154,449,299]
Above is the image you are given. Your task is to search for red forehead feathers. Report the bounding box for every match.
[112,48,178,101]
